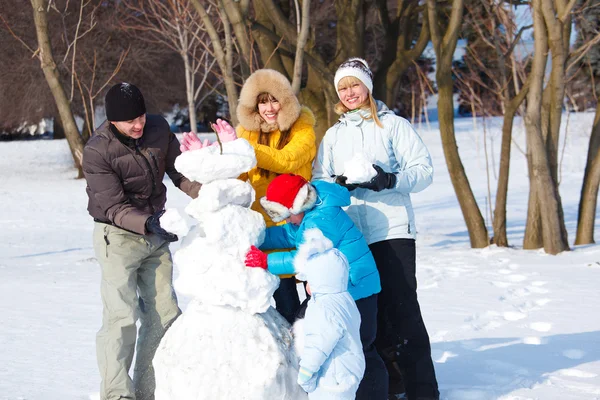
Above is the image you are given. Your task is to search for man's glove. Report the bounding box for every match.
[145,210,178,242]
[297,367,317,392]
[245,245,267,269]
[333,175,359,191]
[356,164,396,192]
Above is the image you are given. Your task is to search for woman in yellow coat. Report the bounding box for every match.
[235,69,317,227]
[182,69,317,323]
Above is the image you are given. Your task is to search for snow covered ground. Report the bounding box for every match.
[0,112,599,400]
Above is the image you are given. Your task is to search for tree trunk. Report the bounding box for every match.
[523,179,544,249]
[52,115,65,140]
[31,0,84,178]
[437,74,489,248]
[182,52,197,133]
[493,105,517,247]
[523,0,569,254]
[493,84,529,247]
[190,0,239,125]
[575,101,600,244]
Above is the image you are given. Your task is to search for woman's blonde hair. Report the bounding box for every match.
[334,76,383,128]
[256,92,291,178]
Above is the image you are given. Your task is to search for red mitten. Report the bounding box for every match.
[245,245,268,269]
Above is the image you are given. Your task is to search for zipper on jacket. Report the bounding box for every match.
[135,144,156,214]
[148,150,160,175]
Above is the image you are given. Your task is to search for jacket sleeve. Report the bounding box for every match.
[267,250,297,276]
[252,121,316,174]
[165,130,201,199]
[390,117,434,193]
[299,303,345,375]
[311,129,336,182]
[261,224,297,250]
[83,146,149,234]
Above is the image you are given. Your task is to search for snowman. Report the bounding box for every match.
[153,137,307,400]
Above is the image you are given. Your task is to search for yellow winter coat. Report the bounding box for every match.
[237,106,317,227]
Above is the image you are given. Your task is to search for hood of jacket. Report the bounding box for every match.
[312,180,350,208]
[338,100,393,127]
[236,69,301,133]
[304,248,350,295]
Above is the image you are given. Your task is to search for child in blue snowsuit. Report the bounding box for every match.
[293,229,365,399]
[244,174,387,399]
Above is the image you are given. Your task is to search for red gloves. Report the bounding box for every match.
[245,245,267,270]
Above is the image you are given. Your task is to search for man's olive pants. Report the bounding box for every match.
[93,223,181,400]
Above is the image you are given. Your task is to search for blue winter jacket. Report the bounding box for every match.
[298,248,365,399]
[260,180,381,301]
[312,101,433,244]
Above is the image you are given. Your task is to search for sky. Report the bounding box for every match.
[0,110,599,399]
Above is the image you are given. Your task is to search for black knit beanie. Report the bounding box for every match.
[105,83,146,122]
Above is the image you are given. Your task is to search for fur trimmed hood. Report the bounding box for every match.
[236,69,301,133]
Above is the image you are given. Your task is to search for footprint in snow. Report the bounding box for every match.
[534,298,551,306]
[522,336,547,345]
[526,285,549,294]
[557,368,597,378]
[507,274,528,283]
[503,311,527,321]
[562,349,585,359]
[529,322,552,332]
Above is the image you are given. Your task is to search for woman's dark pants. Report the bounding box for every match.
[369,239,439,400]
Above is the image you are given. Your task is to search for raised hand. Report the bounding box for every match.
[180,132,210,152]
[212,119,237,143]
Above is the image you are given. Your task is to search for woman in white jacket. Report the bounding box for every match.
[312,58,439,400]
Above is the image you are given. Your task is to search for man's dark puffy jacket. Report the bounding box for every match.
[83,114,200,234]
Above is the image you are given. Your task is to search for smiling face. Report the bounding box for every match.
[111,114,146,139]
[337,76,369,111]
[257,93,281,124]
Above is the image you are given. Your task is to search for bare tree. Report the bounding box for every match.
[291,0,310,95]
[427,0,489,248]
[119,0,217,132]
[459,1,532,247]
[30,0,85,177]
[576,99,600,244]
[522,0,572,254]
[190,0,240,125]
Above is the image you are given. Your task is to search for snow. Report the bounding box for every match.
[343,153,376,184]
[174,138,256,183]
[1,114,599,399]
[160,208,189,237]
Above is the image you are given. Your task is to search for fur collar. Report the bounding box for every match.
[236,69,301,132]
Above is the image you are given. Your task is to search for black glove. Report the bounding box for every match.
[333,175,359,191]
[145,210,178,242]
[357,165,397,192]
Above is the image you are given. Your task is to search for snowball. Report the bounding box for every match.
[159,208,189,237]
[187,179,255,213]
[154,304,307,400]
[174,138,256,184]
[344,153,376,183]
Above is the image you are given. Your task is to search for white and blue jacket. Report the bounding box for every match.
[312,101,433,244]
[297,247,365,399]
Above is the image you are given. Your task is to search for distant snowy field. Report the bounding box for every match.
[1,112,599,400]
